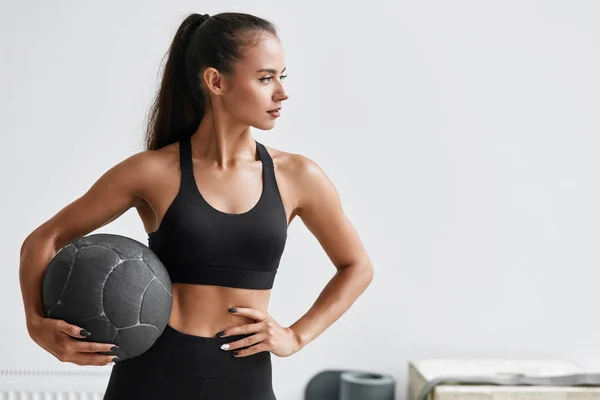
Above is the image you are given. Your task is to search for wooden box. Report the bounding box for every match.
[408,360,600,400]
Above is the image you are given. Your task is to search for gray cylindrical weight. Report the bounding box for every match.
[339,371,396,400]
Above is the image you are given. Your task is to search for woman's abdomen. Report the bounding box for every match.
[167,283,271,338]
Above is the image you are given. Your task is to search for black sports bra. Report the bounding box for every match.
[147,136,288,290]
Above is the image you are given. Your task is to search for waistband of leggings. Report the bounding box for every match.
[163,323,250,344]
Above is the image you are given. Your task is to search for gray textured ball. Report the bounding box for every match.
[42,233,172,361]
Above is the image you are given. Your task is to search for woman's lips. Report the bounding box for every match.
[267,107,281,117]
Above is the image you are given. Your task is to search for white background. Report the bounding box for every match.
[1,1,599,398]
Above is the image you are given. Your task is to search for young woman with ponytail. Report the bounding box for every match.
[21,11,373,399]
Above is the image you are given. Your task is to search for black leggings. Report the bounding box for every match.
[103,324,276,399]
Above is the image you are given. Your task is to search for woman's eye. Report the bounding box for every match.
[260,75,288,83]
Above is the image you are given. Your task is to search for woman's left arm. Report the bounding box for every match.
[218,155,374,358]
[287,154,374,352]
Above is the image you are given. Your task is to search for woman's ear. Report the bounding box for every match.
[202,67,227,96]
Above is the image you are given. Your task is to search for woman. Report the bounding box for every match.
[20,12,373,399]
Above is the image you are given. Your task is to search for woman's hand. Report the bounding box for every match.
[218,307,302,358]
[27,317,119,366]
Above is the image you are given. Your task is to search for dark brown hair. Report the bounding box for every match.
[144,12,277,151]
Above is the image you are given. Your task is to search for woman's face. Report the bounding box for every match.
[220,33,289,130]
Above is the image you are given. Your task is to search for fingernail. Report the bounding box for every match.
[80,330,91,337]
[228,308,237,313]
[216,331,225,337]
[232,351,239,356]
[112,357,120,363]
[111,346,120,351]
[220,343,230,350]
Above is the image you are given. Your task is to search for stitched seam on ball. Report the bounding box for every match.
[46,244,77,317]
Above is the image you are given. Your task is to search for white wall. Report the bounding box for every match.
[2,1,599,399]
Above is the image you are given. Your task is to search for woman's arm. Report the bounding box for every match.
[19,151,153,332]
[287,155,374,351]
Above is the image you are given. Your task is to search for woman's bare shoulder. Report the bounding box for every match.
[262,144,303,171]
[114,141,179,204]
[262,144,320,181]
[262,144,329,216]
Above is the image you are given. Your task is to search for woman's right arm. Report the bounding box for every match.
[19,150,155,363]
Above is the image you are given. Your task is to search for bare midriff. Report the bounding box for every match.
[167,283,272,338]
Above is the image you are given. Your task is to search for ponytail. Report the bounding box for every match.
[144,14,209,150]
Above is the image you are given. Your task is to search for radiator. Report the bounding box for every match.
[0,369,111,399]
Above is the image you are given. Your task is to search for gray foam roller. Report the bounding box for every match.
[339,371,396,400]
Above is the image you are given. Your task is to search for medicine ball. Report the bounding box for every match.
[41,233,172,361]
